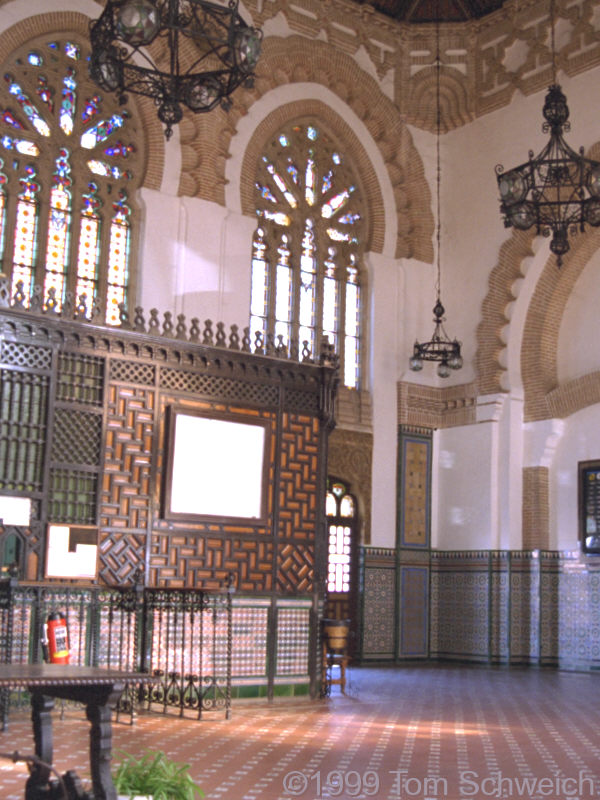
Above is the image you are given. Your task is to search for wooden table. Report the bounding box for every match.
[0,663,149,800]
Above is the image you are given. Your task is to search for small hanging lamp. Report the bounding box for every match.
[409,11,462,379]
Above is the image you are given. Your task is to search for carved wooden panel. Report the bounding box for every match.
[99,531,146,585]
[0,306,335,597]
[149,533,274,592]
[278,413,319,541]
[277,543,314,594]
[99,385,154,579]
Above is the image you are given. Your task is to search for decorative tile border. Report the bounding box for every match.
[360,548,600,672]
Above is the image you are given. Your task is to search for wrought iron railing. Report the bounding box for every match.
[0,579,232,728]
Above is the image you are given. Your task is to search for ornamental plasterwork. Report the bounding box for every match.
[182,37,434,262]
[328,427,373,544]
[245,0,600,132]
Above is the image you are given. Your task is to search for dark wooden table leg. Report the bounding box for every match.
[85,696,118,800]
[25,691,54,800]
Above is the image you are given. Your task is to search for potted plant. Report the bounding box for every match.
[113,749,204,800]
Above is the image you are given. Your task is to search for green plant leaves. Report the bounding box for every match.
[113,750,204,800]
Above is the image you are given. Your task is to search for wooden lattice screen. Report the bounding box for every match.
[0,288,338,600]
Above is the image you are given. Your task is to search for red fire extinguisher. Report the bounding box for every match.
[42,612,70,664]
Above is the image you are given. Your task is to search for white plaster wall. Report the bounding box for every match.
[138,191,256,328]
[433,423,495,550]
[368,250,403,548]
[552,404,600,551]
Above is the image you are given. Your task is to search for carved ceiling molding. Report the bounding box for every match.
[244,0,600,129]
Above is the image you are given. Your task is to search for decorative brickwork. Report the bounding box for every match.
[521,221,600,422]
[522,467,549,550]
[478,143,600,422]
[475,230,536,397]
[398,380,477,429]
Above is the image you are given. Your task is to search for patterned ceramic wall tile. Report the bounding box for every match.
[360,548,395,660]
[430,553,490,662]
[397,429,432,548]
[489,552,509,662]
[276,601,312,677]
[539,551,559,665]
[398,565,428,657]
[556,554,600,669]
[509,553,540,664]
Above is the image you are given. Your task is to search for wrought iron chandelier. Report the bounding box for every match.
[409,15,462,379]
[495,0,600,266]
[89,0,263,140]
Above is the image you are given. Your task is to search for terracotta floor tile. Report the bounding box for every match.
[0,665,598,799]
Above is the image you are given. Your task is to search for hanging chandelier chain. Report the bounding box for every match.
[435,13,441,302]
[550,0,557,86]
[408,0,463,378]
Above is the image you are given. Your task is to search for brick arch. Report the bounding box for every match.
[521,226,600,421]
[179,34,433,262]
[475,229,536,397]
[476,150,600,422]
[405,67,473,133]
[0,12,164,191]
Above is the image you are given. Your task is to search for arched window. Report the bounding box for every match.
[325,476,359,657]
[326,479,357,597]
[0,37,143,324]
[251,123,365,388]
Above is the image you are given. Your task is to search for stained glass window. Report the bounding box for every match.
[0,37,141,323]
[251,123,364,388]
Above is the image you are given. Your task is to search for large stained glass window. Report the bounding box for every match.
[251,124,365,388]
[0,38,142,324]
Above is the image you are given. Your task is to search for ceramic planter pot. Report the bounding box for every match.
[117,795,153,799]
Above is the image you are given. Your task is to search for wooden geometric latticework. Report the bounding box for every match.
[51,407,102,465]
[277,543,314,593]
[48,469,98,525]
[278,413,319,541]
[102,384,153,531]
[0,369,49,492]
[160,367,280,406]
[57,353,105,405]
[0,341,53,371]
[149,534,275,592]
[98,530,146,585]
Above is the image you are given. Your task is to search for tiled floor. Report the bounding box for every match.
[1,664,599,799]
